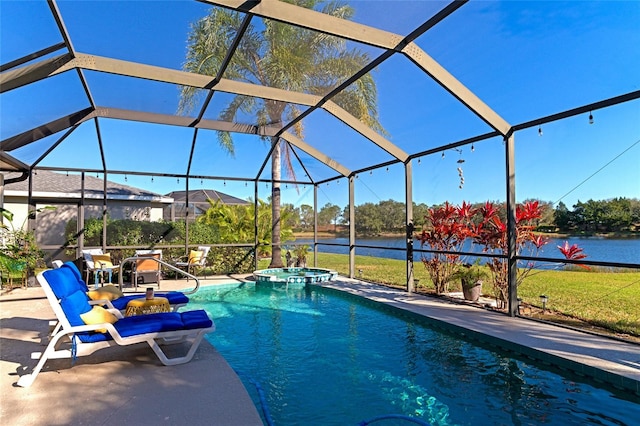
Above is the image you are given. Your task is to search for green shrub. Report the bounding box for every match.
[208,247,256,274]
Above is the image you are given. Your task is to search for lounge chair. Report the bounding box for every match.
[63,261,189,312]
[175,246,211,280]
[47,262,190,340]
[16,264,215,388]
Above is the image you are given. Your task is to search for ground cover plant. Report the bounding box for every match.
[264,253,640,338]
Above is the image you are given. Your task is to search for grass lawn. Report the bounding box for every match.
[518,269,639,336]
[260,253,640,337]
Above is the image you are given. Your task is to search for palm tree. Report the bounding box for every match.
[179,1,385,267]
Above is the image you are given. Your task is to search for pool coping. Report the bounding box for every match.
[316,278,640,398]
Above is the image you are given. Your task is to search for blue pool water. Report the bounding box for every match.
[190,283,639,425]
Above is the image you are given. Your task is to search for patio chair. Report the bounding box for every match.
[81,249,119,287]
[16,264,214,388]
[175,246,210,280]
[133,249,162,290]
[64,261,189,312]
[0,254,26,290]
[81,248,102,282]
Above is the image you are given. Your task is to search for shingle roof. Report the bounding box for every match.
[166,189,249,206]
[3,170,169,201]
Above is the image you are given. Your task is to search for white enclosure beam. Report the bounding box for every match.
[401,43,511,135]
[54,53,405,160]
[206,0,511,136]
[279,131,351,177]
[203,0,405,50]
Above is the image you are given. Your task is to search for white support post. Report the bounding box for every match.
[405,160,414,293]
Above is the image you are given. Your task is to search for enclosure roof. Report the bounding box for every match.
[1,0,638,189]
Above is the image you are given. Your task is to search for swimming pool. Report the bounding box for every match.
[190,282,639,425]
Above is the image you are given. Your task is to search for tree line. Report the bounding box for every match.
[66,197,638,254]
[286,197,640,236]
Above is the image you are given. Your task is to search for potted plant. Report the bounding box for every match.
[452,260,488,302]
[293,244,309,268]
[1,207,51,289]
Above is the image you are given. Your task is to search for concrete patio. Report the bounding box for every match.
[0,276,263,426]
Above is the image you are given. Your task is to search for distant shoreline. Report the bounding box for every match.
[293,231,640,239]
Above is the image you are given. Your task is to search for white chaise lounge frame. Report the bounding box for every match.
[17,271,215,388]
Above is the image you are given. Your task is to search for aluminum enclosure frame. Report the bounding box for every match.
[2,0,639,317]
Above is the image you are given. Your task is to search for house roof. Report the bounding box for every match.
[3,170,172,203]
[166,189,249,206]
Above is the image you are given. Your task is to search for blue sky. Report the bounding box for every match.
[1,0,639,211]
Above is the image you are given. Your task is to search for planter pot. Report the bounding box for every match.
[462,279,482,302]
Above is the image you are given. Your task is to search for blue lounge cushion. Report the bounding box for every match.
[60,290,92,327]
[77,310,213,343]
[44,267,92,327]
[61,262,86,290]
[181,309,214,330]
[109,292,189,311]
[115,312,185,337]
[45,267,82,299]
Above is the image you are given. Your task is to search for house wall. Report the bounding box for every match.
[106,201,164,222]
[1,201,29,232]
[2,196,166,247]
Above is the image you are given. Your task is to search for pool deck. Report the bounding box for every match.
[1,275,639,425]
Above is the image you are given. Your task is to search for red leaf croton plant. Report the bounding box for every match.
[416,202,476,294]
[558,241,590,269]
[417,201,587,306]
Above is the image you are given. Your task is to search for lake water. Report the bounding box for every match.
[295,236,639,266]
